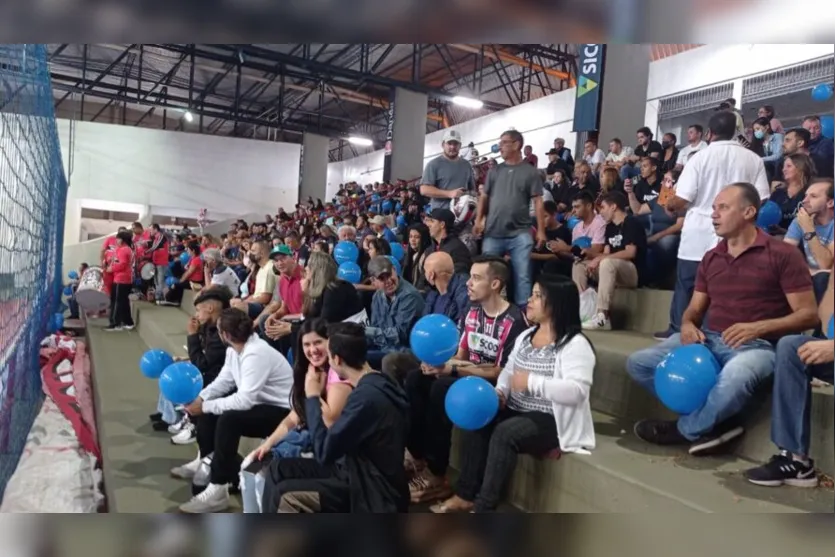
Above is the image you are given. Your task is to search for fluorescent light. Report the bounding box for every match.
[451,96,484,109]
[348,136,373,147]
[183,110,194,123]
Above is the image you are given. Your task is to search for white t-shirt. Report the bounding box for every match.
[584,149,606,167]
[605,146,634,163]
[676,141,708,167]
[210,266,241,296]
[675,140,769,261]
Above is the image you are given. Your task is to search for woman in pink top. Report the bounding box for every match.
[253,318,352,460]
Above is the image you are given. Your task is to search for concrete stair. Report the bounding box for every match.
[99,287,833,512]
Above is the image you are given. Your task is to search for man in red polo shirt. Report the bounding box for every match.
[262,244,304,341]
[626,182,818,456]
[100,226,127,295]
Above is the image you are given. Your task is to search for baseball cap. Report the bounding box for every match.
[367,255,395,278]
[442,129,463,144]
[547,148,559,155]
[269,244,293,259]
[369,215,387,226]
[426,208,455,230]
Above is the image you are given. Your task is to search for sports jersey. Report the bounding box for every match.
[458,303,528,367]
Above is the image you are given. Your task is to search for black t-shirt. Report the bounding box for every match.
[634,141,664,162]
[605,215,647,277]
[546,158,573,180]
[634,177,660,205]
[634,177,675,231]
[769,186,805,230]
[535,225,572,254]
[566,179,600,203]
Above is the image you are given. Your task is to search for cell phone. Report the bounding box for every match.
[571,245,585,259]
[241,451,273,474]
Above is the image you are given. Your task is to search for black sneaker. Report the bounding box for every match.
[653,329,674,341]
[152,420,172,432]
[744,452,818,488]
[688,424,745,456]
[633,419,688,446]
[149,412,162,422]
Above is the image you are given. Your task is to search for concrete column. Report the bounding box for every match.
[384,87,428,183]
[300,132,329,204]
[598,44,652,145]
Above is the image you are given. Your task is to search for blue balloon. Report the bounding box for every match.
[410,314,460,366]
[382,200,394,214]
[490,143,499,154]
[159,361,204,405]
[445,377,499,431]
[654,344,720,415]
[386,255,402,276]
[827,314,834,340]
[333,241,359,264]
[820,114,834,139]
[389,242,405,262]
[572,236,592,249]
[63,286,73,296]
[180,252,191,266]
[287,348,294,366]
[756,200,782,229]
[337,261,362,284]
[140,349,174,379]
[165,276,177,288]
[68,271,79,280]
[566,216,581,230]
[396,215,408,228]
[395,203,402,212]
[49,313,64,332]
[811,83,833,102]
[423,204,431,214]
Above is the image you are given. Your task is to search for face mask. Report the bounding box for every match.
[661,141,672,149]
[753,130,765,140]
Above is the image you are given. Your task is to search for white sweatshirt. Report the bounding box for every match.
[199,335,293,414]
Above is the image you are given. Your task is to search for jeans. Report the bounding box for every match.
[625,332,775,440]
[812,272,830,303]
[647,234,680,285]
[404,367,459,476]
[482,233,535,306]
[154,264,167,301]
[262,458,350,513]
[157,392,180,425]
[620,164,640,181]
[770,335,834,457]
[667,259,700,333]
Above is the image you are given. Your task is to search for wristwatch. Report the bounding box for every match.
[803,231,818,242]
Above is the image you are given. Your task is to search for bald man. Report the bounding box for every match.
[421,251,471,327]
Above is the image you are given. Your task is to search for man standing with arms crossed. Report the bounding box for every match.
[474,129,546,306]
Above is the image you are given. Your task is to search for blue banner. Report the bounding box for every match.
[573,44,606,132]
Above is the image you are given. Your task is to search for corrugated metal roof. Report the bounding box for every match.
[651,44,703,61]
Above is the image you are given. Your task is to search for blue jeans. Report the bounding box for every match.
[620,164,640,181]
[625,332,775,440]
[667,259,700,333]
[482,233,535,306]
[770,334,834,457]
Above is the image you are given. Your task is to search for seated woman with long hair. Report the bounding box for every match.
[241,318,353,512]
[431,274,596,513]
[402,223,431,292]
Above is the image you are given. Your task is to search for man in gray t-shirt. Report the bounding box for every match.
[420,129,476,211]
[475,130,546,306]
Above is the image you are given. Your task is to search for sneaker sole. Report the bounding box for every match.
[747,476,819,488]
[179,501,230,514]
[171,436,197,446]
[689,426,745,456]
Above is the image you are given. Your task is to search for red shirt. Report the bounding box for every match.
[186,256,204,284]
[695,229,812,339]
[524,154,539,167]
[149,232,169,266]
[279,266,304,315]
[111,246,134,284]
[102,236,118,265]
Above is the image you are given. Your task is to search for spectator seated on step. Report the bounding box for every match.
[201,248,241,297]
[364,256,425,370]
[530,201,574,279]
[582,140,606,176]
[744,268,834,490]
[425,209,472,276]
[431,275,595,514]
[256,245,304,349]
[573,191,646,331]
[172,309,294,514]
[645,169,685,287]
[768,153,815,235]
[242,318,353,513]
[802,115,835,178]
[602,137,633,178]
[626,182,818,457]
[231,241,277,320]
[262,322,410,513]
[622,126,663,181]
[782,178,834,302]
[67,262,88,320]
[421,252,470,325]
[370,215,398,245]
[156,287,232,445]
[624,156,662,235]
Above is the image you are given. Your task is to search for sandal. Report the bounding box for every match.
[429,497,474,514]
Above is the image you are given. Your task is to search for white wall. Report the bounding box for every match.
[58,120,301,245]
[326,88,577,199]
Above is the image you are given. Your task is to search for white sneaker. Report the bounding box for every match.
[123,324,135,331]
[170,455,202,480]
[582,312,611,331]
[168,415,189,434]
[179,483,230,514]
[171,422,197,445]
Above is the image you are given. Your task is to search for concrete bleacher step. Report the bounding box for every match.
[87,320,223,512]
[502,412,833,513]
[585,288,835,477]
[133,301,191,359]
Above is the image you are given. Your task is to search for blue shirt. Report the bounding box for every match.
[423,274,471,325]
[786,218,834,271]
[366,279,425,350]
[380,227,398,245]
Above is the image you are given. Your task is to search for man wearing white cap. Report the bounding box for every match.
[420,129,476,212]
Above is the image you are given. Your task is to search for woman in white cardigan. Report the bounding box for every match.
[431,274,596,513]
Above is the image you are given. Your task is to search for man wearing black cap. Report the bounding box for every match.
[546,148,572,182]
[425,209,472,275]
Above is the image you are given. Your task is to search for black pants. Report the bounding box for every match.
[195,404,289,485]
[456,408,558,512]
[165,281,189,306]
[109,283,134,327]
[262,458,351,513]
[402,362,459,477]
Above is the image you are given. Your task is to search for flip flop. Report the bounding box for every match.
[429,500,474,514]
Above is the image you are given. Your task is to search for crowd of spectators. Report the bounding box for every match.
[93,97,834,513]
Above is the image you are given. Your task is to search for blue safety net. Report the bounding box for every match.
[0,44,68,500]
